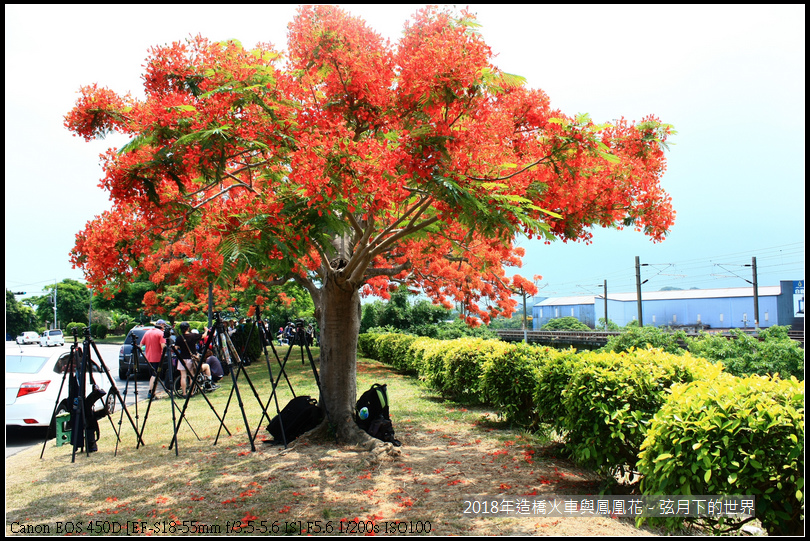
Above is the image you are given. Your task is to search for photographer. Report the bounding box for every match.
[203,348,224,386]
[175,322,214,397]
[141,320,168,400]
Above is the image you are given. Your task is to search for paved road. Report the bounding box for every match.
[5,340,148,458]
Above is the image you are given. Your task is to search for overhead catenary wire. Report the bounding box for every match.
[529,242,804,299]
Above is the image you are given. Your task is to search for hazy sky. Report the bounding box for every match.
[5,4,805,305]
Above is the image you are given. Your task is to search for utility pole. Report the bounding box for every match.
[602,280,608,329]
[53,281,58,330]
[635,257,644,327]
[751,257,760,331]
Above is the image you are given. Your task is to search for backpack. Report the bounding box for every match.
[355,383,402,447]
[267,396,323,445]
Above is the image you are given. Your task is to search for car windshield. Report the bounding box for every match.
[6,356,49,374]
[49,330,63,336]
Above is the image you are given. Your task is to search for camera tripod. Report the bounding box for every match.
[124,329,211,456]
[170,312,249,451]
[40,328,142,462]
[255,316,334,447]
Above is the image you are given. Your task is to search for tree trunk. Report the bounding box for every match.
[316,273,371,445]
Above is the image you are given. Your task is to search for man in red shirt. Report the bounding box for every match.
[141,319,167,400]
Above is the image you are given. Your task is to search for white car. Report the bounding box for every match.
[39,329,65,347]
[15,331,39,345]
[5,349,115,434]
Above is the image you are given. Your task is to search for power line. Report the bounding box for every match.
[534,242,804,297]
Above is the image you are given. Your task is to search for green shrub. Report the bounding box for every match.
[687,327,804,380]
[480,343,544,427]
[377,333,419,372]
[230,321,262,362]
[603,326,686,355]
[65,322,87,339]
[403,336,435,374]
[357,333,380,358]
[435,320,497,340]
[541,316,592,331]
[638,374,804,535]
[533,347,584,426]
[418,339,459,391]
[562,349,724,477]
[90,323,108,339]
[439,338,509,403]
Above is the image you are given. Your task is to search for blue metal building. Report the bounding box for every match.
[532,280,804,331]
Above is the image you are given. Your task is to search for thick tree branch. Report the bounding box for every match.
[363,261,412,279]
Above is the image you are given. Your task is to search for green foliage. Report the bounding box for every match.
[65,322,88,338]
[360,286,451,336]
[596,317,620,331]
[376,333,420,372]
[230,321,263,362]
[256,283,316,332]
[487,314,527,330]
[403,336,436,374]
[686,327,804,380]
[357,330,805,535]
[561,349,724,477]
[533,348,584,426]
[90,323,108,339]
[435,319,497,340]
[33,279,92,327]
[418,339,460,392]
[5,290,37,337]
[357,332,382,359]
[541,316,591,331]
[638,374,805,535]
[92,279,156,317]
[602,325,686,354]
[439,338,510,403]
[480,343,544,427]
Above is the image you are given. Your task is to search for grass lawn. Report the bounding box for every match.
[6,347,660,536]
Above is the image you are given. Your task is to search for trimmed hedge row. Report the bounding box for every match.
[360,332,805,535]
[638,374,804,535]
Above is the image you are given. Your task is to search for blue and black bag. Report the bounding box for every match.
[355,383,401,446]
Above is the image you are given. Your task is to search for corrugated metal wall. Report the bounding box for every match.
[533,288,785,330]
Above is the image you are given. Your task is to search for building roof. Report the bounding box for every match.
[535,285,783,306]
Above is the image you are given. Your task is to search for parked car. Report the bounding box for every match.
[5,349,115,435]
[16,331,39,345]
[118,326,175,379]
[39,329,65,347]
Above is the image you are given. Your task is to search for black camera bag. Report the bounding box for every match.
[355,383,401,446]
[267,396,323,444]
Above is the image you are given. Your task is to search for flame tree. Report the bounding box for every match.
[66,6,675,444]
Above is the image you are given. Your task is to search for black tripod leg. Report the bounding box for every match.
[304,341,336,443]
[264,333,301,448]
[114,363,134,456]
[40,346,75,459]
[88,337,145,447]
[220,331,255,451]
[251,318,288,442]
[71,340,92,462]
